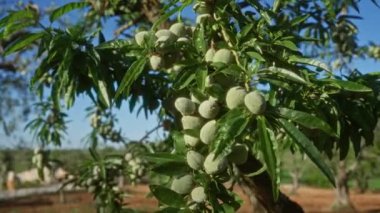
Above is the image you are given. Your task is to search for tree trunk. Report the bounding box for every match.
[331,161,356,212]
[289,169,300,195]
[238,154,304,213]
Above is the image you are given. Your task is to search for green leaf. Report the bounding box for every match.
[279,119,335,186]
[194,25,207,54]
[274,40,298,52]
[0,9,36,29]
[145,153,185,163]
[173,69,196,90]
[150,185,186,208]
[260,67,309,85]
[321,79,372,93]
[98,79,110,107]
[4,32,44,56]
[246,51,265,62]
[152,161,190,176]
[96,39,130,49]
[171,131,187,154]
[115,57,147,99]
[289,56,331,73]
[196,68,207,92]
[50,2,89,22]
[152,3,188,30]
[212,109,250,157]
[156,207,182,213]
[290,14,310,26]
[257,116,279,200]
[278,108,337,137]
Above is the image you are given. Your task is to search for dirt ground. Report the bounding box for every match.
[0,184,379,213]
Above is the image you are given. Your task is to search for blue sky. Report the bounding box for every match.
[1,0,380,148]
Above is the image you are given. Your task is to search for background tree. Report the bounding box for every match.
[1,0,380,212]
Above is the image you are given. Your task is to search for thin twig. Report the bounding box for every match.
[114,15,144,38]
[138,124,162,143]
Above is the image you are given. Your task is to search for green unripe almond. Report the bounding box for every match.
[182,116,204,130]
[155,35,176,50]
[177,37,190,43]
[205,48,215,63]
[244,91,266,114]
[135,31,149,46]
[175,97,196,115]
[228,143,248,165]
[203,153,228,175]
[226,86,247,109]
[184,134,200,147]
[200,120,216,145]
[186,151,205,170]
[171,175,193,195]
[198,99,219,119]
[212,49,233,64]
[191,186,206,203]
[169,23,187,37]
[150,55,163,70]
[155,29,176,39]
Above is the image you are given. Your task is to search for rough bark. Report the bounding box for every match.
[331,161,356,212]
[238,154,304,213]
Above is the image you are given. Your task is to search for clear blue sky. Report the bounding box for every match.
[1,0,380,148]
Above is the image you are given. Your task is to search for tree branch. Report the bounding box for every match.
[138,124,162,143]
[238,154,304,213]
[114,15,144,37]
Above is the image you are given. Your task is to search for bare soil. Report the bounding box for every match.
[0,184,379,213]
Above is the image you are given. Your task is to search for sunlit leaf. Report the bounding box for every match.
[279,119,335,186]
[278,108,337,137]
[257,116,279,200]
[50,2,89,22]
[4,32,44,55]
[115,57,147,99]
[150,185,186,207]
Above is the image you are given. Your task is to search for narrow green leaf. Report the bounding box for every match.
[279,119,335,186]
[4,32,44,56]
[290,14,310,26]
[152,3,187,30]
[272,0,281,12]
[156,207,181,213]
[194,25,206,54]
[274,40,298,52]
[98,79,110,107]
[196,68,207,92]
[246,51,265,62]
[257,116,278,200]
[261,67,308,85]
[278,108,337,137]
[213,109,250,157]
[50,2,89,22]
[145,153,185,163]
[0,9,35,28]
[321,79,372,93]
[289,56,331,73]
[173,69,196,90]
[152,161,190,176]
[150,185,186,207]
[115,57,147,99]
[96,39,130,49]
[171,131,187,154]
